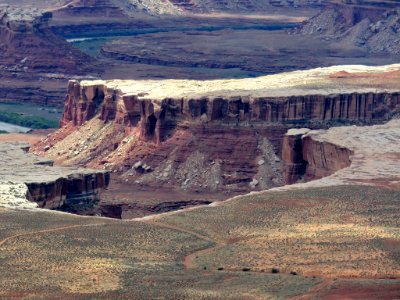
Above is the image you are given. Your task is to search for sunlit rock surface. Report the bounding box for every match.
[0,142,110,209]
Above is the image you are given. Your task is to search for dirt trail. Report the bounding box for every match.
[288,279,334,300]
[0,223,108,247]
[183,243,226,269]
[143,219,225,269]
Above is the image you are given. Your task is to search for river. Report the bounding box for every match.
[0,121,30,133]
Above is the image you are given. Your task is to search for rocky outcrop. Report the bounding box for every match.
[296,2,400,54]
[34,65,400,192]
[281,128,310,184]
[61,80,400,144]
[27,172,110,209]
[297,2,388,36]
[282,128,353,184]
[0,6,98,75]
[0,142,110,210]
[302,135,353,181]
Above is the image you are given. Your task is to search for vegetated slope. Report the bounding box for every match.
[0,111,59,129]
[1,183,400,298]
[296,1,400,54]
[160,185,400,279]
[0,208,320,299]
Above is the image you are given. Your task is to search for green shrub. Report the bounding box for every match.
[271,268,280,274]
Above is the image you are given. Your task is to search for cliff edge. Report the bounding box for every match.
[0,142,110,210]
[32,64,400,193]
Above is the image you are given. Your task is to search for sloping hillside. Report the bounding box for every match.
[297,2,400,54]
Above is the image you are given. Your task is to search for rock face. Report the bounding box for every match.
[281,128,310,184]
[33,65,400,192]
[0,6,98,75]
[0,142,110,210]
[302,134,353,181]
[26,172,110,209]
[282,129,353,184]
[61,80,400,142]
[281,118,400,189]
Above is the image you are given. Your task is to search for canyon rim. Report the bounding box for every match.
[1,1,400,299]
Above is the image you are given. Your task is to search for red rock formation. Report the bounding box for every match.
[0,7,102,105]
[1,142,110,210]
[302,135,353,181]
[282,129,354,184]
[281,128,310,184]
[0,8,98,75]
[38,79,400,192]
[61,81,400,142]
[27,172,110,210]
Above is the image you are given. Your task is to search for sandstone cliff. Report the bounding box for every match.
[282,129,353,184]
[61,79,400,142]
[0,6,98,75]
[33,65,400,192]
[0,142,110,210]
[281,118,400,190]
[281,128,310,184]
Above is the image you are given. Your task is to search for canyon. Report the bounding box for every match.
[25,64,400,217]
[1,0,400,108]
[1,1,400,298]
[2,73,400,297]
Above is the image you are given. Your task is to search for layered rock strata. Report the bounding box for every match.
[0,6,98,75]
[0,6,100,105]
[0,142,110,209]
[279,118,400,191]
[302,134,353,181]
[62,80,400,141]
[296,2,400,54]
[281,128,310,184]
[61,64,400,138]
[34,64,400,192]
[282,128,354,184]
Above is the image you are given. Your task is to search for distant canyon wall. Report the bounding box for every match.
[0,7,101,106]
